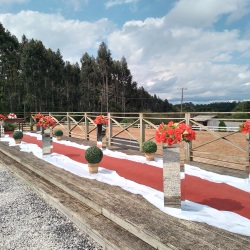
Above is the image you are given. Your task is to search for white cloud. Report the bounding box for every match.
[105,0,138,9]
[0,10,116,62]
[108,12,250,102]
[165,0,250,27]
[226,0,250,24]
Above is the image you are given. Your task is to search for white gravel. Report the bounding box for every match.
[0,164,103,250]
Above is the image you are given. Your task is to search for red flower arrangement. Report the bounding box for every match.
[94,115,108,125]
[8,113,17,119]
[239,120,250,134]
[34,113,43,119]
[155,121,196,146]
[36,115,55,128]
[0,114,6,121]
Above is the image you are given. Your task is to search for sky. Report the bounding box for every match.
[1,133,250,237]
[0,0,250,104]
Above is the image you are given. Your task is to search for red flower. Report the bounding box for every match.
[8,113,17,119]
[37,116,55,128]
[155,121,196,146]
[34,113,43,119]
[0,114,6,121]
[239,120,250,134]
[94,115,108,125]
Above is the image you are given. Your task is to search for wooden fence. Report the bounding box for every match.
[7,111,250,172]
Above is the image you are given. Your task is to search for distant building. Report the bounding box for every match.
[192,115,217,126]
[192,115,240,131]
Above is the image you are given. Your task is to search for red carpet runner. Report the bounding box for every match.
[22,134,250,220]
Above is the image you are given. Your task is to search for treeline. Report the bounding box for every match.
[173,101,250,119]
[0,23,173,113]
[174,101,250,115]
[0,22,249,114]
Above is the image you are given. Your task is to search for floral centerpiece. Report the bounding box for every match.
[94,115,108,125]
[155,121,196,146]
[34,113,43,120]
[0,114,6,121]
[8,113,17,119]
[36,115,55,128]
[239,120,250,134]
[239,119,250,141]
[156,121,196,208]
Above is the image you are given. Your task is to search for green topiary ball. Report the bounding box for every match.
[13,130,23,140]
[85,146,103,164]
[54,129,63,136]
[142,140,157,153]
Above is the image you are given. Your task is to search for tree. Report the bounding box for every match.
[96,42,113,112]
[19,39,50,111]
[232,101,250,119]
[80,52,100,111]
[0,23,20,111]
[0,22,175,112]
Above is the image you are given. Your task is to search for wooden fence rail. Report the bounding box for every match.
[5,111,250,172]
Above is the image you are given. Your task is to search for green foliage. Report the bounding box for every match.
[13,130,23,140]
[231,101,250,119]
[85,146,103,164]
[218,120,226,132]
[190,102,238,112]
[142,140,157,153]
[120,118,135,123]
[3,122,17,131]
[0,22,174,113]
[54,129,63,136]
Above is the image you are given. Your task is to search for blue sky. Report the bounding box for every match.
[0,0,250,104]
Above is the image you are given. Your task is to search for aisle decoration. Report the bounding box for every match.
[155,121,196,209]
[239,119,250,135]
[239,119,250,176]
[155,121,196,146]
[94,115,108,125]
[8,113,17,119]
[94,115,108,149]
[35,114,55,155]
[0,114,6,121]
[34,113,43,132]
[36,115,55,129]
[34,113,43,119]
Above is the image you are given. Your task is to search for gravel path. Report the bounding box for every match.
[0,164,103,250]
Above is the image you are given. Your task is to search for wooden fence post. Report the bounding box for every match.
[107,113,112,148]
[67,112,71,137]
[84,112,89,140]
[185,112,191,161]
[139,113,145,151]
[247,133,250,182]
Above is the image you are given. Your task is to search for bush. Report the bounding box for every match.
[54,129,63,136]
[85,146,103,164]
[120,118,135,124]
[13,130,23,140]
[142,140,157,153]
[219,120,227,132]
[4,122,17,131]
